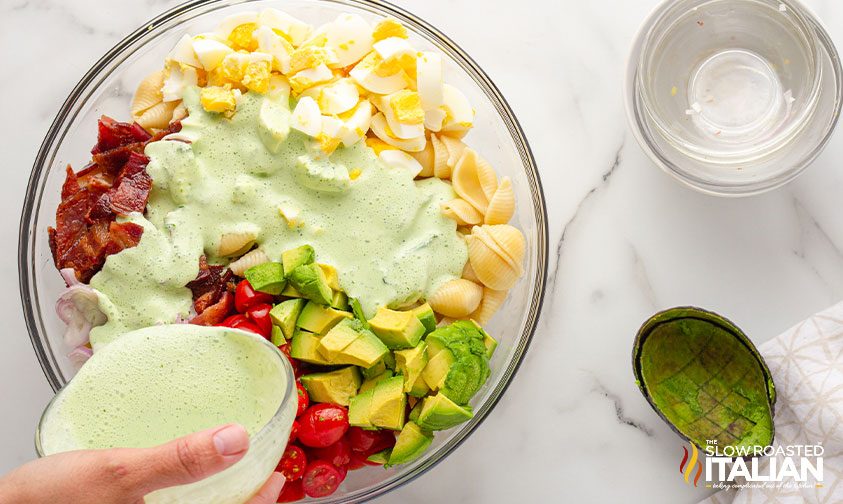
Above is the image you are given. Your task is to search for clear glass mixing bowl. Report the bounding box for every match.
[18,0,547,502]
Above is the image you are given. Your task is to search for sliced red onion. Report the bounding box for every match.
[59,268,80,287]
[67,346,93,368]
[56,284,107,348]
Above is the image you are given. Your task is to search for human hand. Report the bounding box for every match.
[0,423,284,504]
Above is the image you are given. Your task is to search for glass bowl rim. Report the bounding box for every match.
[624,0,843,196]
[17,0,549,500]
[34,326,296,458]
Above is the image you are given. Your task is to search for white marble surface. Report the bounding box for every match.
[2,0,843,502]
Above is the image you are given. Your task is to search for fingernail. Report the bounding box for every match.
[213,424,249,456]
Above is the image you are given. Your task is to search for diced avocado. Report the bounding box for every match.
[281,283,304,298]
[348,388,374,428]
[289,330,330,365]
[270,298,306,339]
[270,325,285,346]
[421,349,455,392]
[349,298,370,329]
[281,245,315,276]
[289,263,332,305]
[426,337,446,358]
[369,307,425,349]
[366,448,392,465]
[300,367,361,406]
[330,290,349,311]
[425,321,492,405]
[416,393,473,431]
[395,341,429,394]
[362,359,387,379]
[387,422,433,466]
[370,376,407,431]
[408,400,423,423]
[483,333,498,359]
[318,263,341,291]
[335,328,389,368]
[296,301,352,334]
[409,303,436,335]
[317,318,364,361]
[383,351,396,370]
[244,262,286,295]
[408,374,430,398]
[359,370,395,394]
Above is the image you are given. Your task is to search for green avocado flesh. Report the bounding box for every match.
[634,307,775,451]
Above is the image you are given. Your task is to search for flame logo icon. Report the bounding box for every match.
[679,443,703,487]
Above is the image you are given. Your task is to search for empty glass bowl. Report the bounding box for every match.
[18,0,548,502]
[625,0,843,196]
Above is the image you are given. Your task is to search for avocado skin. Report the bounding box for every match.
[632,306,776,453]
[289,263,333,305]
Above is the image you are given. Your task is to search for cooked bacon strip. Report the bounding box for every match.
[109,152,152,215]
[186,256,234,314]
[190,291,234,326]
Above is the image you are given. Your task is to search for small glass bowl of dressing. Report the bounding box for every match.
[625,0,843,196]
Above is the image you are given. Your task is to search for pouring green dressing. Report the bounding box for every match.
[89,87,467,349]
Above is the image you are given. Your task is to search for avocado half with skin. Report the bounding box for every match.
[632,307,776,452]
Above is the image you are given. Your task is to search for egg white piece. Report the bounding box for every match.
[370,113,426,152]
[167,34,201,68]
[323,13,374,67]
[291,96,323,136]
[373,37,415,62]
[417,51,444,110]
[215,11,259,39]
[268,74,291,101]
[162,64,198,102]
[379,149,424,178]
[441,84,474,133]
[302,79,359,115]
[338,100,373,146]
[253,25,293,74]
[291,64,334,90]
[349,54,408,95]
[371,94,425,140]
[258,8,312,46]
[192,38,234,71]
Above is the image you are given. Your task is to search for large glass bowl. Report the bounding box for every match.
[18,0,548,501]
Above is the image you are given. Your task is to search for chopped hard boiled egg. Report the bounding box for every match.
[349,52,408,95]
[291,96,323,136]
[192,38,234,71]
[441,84,474,135]
[215,12,259,40]
[289,64,334,93]
[372,18,408,41]
[370,113,425,152]
[167,34,201,68]
[371,91,425,140]
[200,86,238,113]
[337,100,373,146]
[253,25,294,74]
[162,64,199,102]
[302,78,359,115]
[258,8,312,46]
[379,149,423,178]
[323,13,374,68]
[373,37,415,62]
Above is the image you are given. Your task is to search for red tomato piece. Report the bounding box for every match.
[277,444,307,482]
[347,427,396,455]
[235,280,274,313]
[278,344,302,377]
[288,420,299,444]
[347,451,368,470]
[297,404,349,448]
[310,436,351,467]
[295,382,309,418]
[219,314,262,336]
[301,460,343,498]
[246,303,273,337]
[335,464,348,483]
[276,477,304,502]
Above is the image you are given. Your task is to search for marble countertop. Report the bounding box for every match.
[2,0,843,501]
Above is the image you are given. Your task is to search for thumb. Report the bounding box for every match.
[126,423,250,495]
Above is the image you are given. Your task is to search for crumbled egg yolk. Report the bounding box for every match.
[349,168,362,180]
[229,23,259,51]
[372,19,408,41]
[290,46,337,73]
[200,85,237,113]
[365,136,398,155]
[389,90,424,124]
[315,133,341,154]
[241,61,271,93]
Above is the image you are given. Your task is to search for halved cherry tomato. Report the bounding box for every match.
[297,404,349,448]
[335,464,348,483]
[276,477,304,502]
[309,436,351,467]
[246,303,273,338]
[301,460,343,498]
[288,420,299,444]
[347,427,396,455]
[277,444,307,481]
[279,344,302,377]
[219,314,262,336]
[295,382,309,418]
[347,451,369,470]
[235,280,274,313]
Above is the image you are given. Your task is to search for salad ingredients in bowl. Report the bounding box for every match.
[22,1,546,502]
